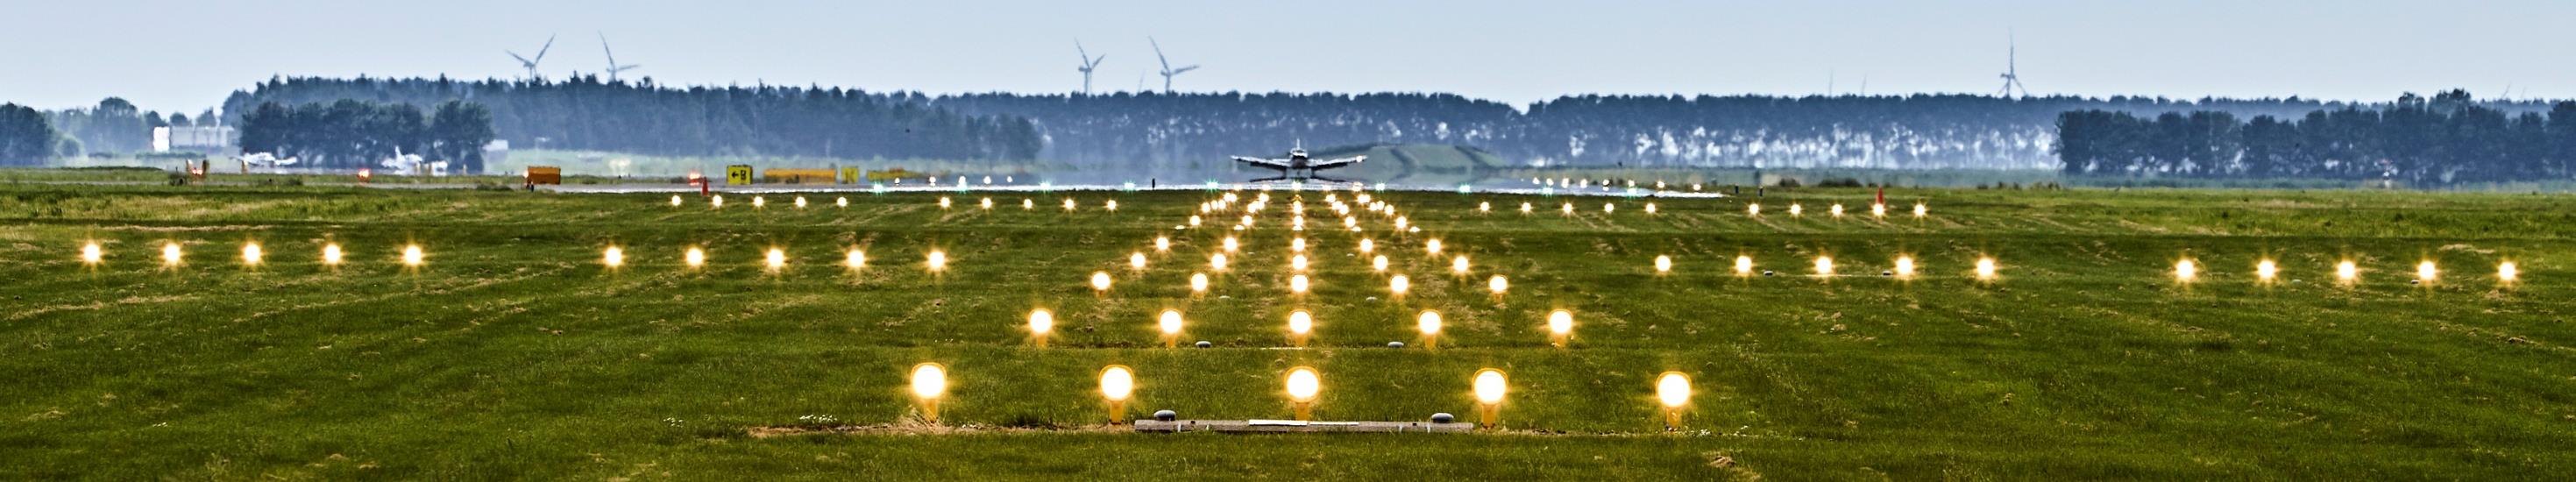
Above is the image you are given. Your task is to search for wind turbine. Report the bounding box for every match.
[1149,37,1198,94]
[508,34,557,81]
[600,32,641,82]
[1996,32,2029,98]
[1075,40,1107,95]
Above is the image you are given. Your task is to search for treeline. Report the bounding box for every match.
[933,92,2557,171]
[224,76,1042,167]
[2057,90,2576,183]
[237,100,497,171]
[1,103,67,165]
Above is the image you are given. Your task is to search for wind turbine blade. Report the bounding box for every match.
[535,34,556,63]
[620,64,641,71]
[1150,37,1171,71]
[1076,39,1089,60]
[1175,66,1198,74]
[599,32,616,66]
[508,51,533,64]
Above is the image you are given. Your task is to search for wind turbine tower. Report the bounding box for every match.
[508,34,557,81]
[600,32,642,82]
[1997,32,2029,98]
[1150,37,1199,94]
[1075,41,1107,95]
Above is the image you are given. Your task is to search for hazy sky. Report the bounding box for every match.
[4,0,2572,113]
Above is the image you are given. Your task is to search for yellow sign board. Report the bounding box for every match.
[840,167,862,184]
[725,165,754,185]
[764,168,836,185]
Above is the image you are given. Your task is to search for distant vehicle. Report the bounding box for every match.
[1231,145,1365,182]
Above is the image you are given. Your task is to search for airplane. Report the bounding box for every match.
[1231,145,1365,182]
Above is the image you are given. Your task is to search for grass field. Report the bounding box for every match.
[3,180,2572,479]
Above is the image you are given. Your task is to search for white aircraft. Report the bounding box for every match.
[237,152,299,167]
[1231,145,1365,182]
[378,148,449,176]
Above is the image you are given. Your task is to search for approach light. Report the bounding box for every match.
[846,249,866,269]
[980,197,992,209]
[1646,202,1658,214]
[1091,271,1114,292]
[1488,274,1508,294]
[1189,215,1203,227]
[1223,237,1239,252]
[1427,239,1444,254]
[1100,365,1136,423]
[1290,274,1311,294]
[241,242,263,266]
[1479,202,1491,212]
[1189,273,1210,293]
[1452,255,1471,274]
[1975,257,1998,280]
[1286,367,1321,421]
[1105,200,1118,211]
[752,196,765,208]
[1561,202,1574,215]
[670,195,683,207]
[2499,261,2519,283]
[1914,202,1928,217]
[1292,237,1307,252]
[1547,309,1574,347]
[1520,202,1533,214]
[1291,254,1309,271]
[1894,255,1915,278]
[2257,259,2278,281]
[1656,372,1692,430]
[1390,274,1411,294]
[1210,253,1229,271]
[1022,199,1033,209]
[712,195,725,207]
[685,247,706,268]
[765,248,787,271]
[1358,238,1373,253]
[1813,256,1834,276]
[2417,260,2438,283]
[1062,198,1077,211]
[910,363,947,424]
[1028,308,1054,346]
[1872,202,1886,217]
[602,246,624,268]
[837,197,849,208]
[1830,203,1844,217]
[1789,203,1804,216]
[1287,309,1314,344]
[1373,255,1389,272]
[1655,255,1673,273]
[401,245,424,267]
[1473,369,1508,429]
[794,196,807,209]
[2175,259,2199,282]
[938,196,951,209]
[1130,252,1148,270]
[80,242,102,265]
[1416,310,1444,348]
[926,250,948,271]
[1155,237,1170,252]
[2337,260,2358,283]
[1604,202,1617,214]
[1748,203,1761,216]
[160,242,182,266]
[1159,309,1185,347]
[1735,255,1755,275]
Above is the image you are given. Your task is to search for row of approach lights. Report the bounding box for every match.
[665,193,1934,223]
[76,241,423,267]
[2175,258,2516,285]
[905,362,1697,430]
[1025,307,1583,349]
[671,194,1124,212]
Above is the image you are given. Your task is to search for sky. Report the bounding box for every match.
[4,0,2572,113]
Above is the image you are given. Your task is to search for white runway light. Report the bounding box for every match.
[1028,308,1054,336]
[401,245,424,267]
[241,242,263,266]
[1290,274,1310,294]
[1189,273,1210,293]
[602,245,623,268]
[926,250,948,271]
[1451,255,1470,274]
[1735,255,1755,275]
[847,249,866,269]
[1389,274,1411,294]
[1131,252,1148,270]
[80,242,103,265]
[1893,255,1915,278]
[1487,274,1508,294]
[2256,259,2278,281]
[765,248,787,271]
[1092,271,1113,292]
[838,197,848,208]
[1975,257,1998,280]
[160,242,182,266]
[1426,239,1443,254]
[1373,255,1389,272]
[1655,255,1673,273]
[324,244,344,266]
[685,247,706,268]
[2499,261,2519,283]
[1813,256,1834,276]
[1210,253,1229,271]
[2417,260,2438,283]
[794,196,807,209]
[2337,260,2359,283]
[2175,259,2198,282]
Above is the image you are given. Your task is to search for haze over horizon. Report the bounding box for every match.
[5,0,2572,113]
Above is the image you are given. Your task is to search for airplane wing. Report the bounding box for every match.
[1308,155,1366,169]
[1232,156,1291,169]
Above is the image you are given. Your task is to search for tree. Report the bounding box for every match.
[427,101,496,172]
[0,103,60,165]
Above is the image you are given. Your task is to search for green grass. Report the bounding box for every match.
[3,182,2572,479]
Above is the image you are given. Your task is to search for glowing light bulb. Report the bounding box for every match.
[80,242,102,264]
[160,242,182,266]
[1154,237,1170,252]
[938,197,951,209]
[401,245,424,266]
[602,246,623,268]
[1159,309,1184,336]
[1189,216,1203,227]
[1105,200,1118,211]
[1735,255,1755,275]
[2337,260,2358,282]
[2499,261,2519,282]
[2417,260,2438,283]
[1789,203,1804,216]
[2257,259,2278,281]
[910,363,947,400]
[1063,198,1077,210]
[1189,273,1210,293]
[926,251,948,271]
[241,242,263,266]
[685,247,706,268]
[1289,274,1309,294]
[1130,252,1148,270]
[1976,257,1998,280]
[1291,254,1309,272]
[1872,202,1886,217]
[1655,255,1672,273]
[1451,255,1470,274]
[1427,239,1443,254]
[752,196,765,208]
[794,196,807,209]
[1286,367,1320,402]
[1373,255,1389,272]
[323,244,346,266]
[1210,253,1228,271]
[1645,202,1658,214]
[1479,202,1491,212]
[1520,202,1533,214]
[980,197,992,209]
[1390,274,1411,294]
[1022,199,1033,209]
[1417,310,1443,335]
[1099,365,1134,401]
[670,195,683,207]
[1473,369,1507,406]
[1657,372,1692,408]
[2175,259,2199,281]
[1561,202,1574,215]
[836,197,848,208]
[1292,238,1307,252]
[1548,309,1573,336]
[1748,203,1762,216]
[765,248,787,271]
[1223,237,1238,252]
[847,249,866,269]
[1288,310,1313,335]
[1894,255,1916,277]
[712,195,725,207]
[1813,256,1834,276]
[1091,271,1113,292]
[1830,204,1844,217]
[1028,308,1054,335]
[1358,238,1373,253]
[1487,274,1508,294]
[1914,202,1928,217]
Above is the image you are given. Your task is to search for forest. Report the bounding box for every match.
[235,100,497,171]
[2055,90,2576,184]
